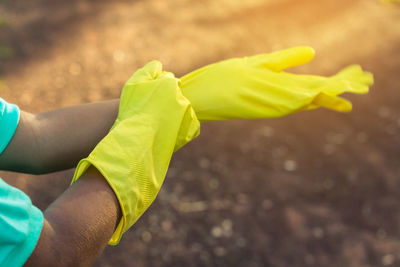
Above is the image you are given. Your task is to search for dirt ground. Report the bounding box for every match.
[0,0,400,266]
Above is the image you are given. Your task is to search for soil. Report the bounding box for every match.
[0,0,400,266]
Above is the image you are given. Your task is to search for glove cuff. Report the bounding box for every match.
[71,117,163,245]
[71,157,127,245]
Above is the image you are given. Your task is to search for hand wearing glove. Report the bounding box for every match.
[181,46,374,122]
[71,61,200,245]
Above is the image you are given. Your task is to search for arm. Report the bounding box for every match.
[7,61,198,265]
[0,100,119,174]
[25,166,122,266]
[25,61,199,264]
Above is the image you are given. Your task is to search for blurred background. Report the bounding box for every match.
[0,0,400,266]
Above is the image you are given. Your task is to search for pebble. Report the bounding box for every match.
[312,227,324,239]
[222,219,233,237]
[161,220,172,231]
[259,126,274,138]
[149,214,158,224]
[211,226,223,238]
[382,254,395,266]
[209,179,219,190]
[347,169,359,182]
[323,144,336,155]
[262,199,274,210]
[272,146,288,158]
[283,159,298,171]
[326,132,345,145]
[240,143,252,153]
[214,246,227,257]
[211,199,232,210]
[113,50,126,62]
[222,219,233,231]
[142,231,152,242]
[211,219,233,238]
[378,107,391,118]
[237,193,249,204]
[179,201,208,213]
[199,157,211,169]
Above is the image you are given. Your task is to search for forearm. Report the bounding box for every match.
[25,166,121,266]
[34,99,119,173]
[0,99,119,174]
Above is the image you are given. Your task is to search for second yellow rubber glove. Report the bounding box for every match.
[71,61,200,245]
[181,46,374,121]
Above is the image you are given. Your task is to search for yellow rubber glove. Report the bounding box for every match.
[71,61,200,245]
[181,46,374,121]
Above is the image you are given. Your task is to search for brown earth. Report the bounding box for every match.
[0,0,400,266]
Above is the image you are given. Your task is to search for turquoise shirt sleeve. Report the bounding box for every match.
[0,178,43,266]
[0,98,43,266]
[0,97,20,154]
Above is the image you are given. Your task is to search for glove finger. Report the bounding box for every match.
[343,81,371,94]
[250,46,315,72]
[320,65,373,95]
[126,60,164,85]
[334,65,374,88]
[320,79,370,96]
[118,61,178,121]
[311,92,353,112]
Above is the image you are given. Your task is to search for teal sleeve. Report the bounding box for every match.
[0,97,20,154]
[0,178,43,266]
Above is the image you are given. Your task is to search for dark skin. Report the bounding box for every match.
[0,99,119,174]
[26,166,121,266]
[0,100,123,266]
